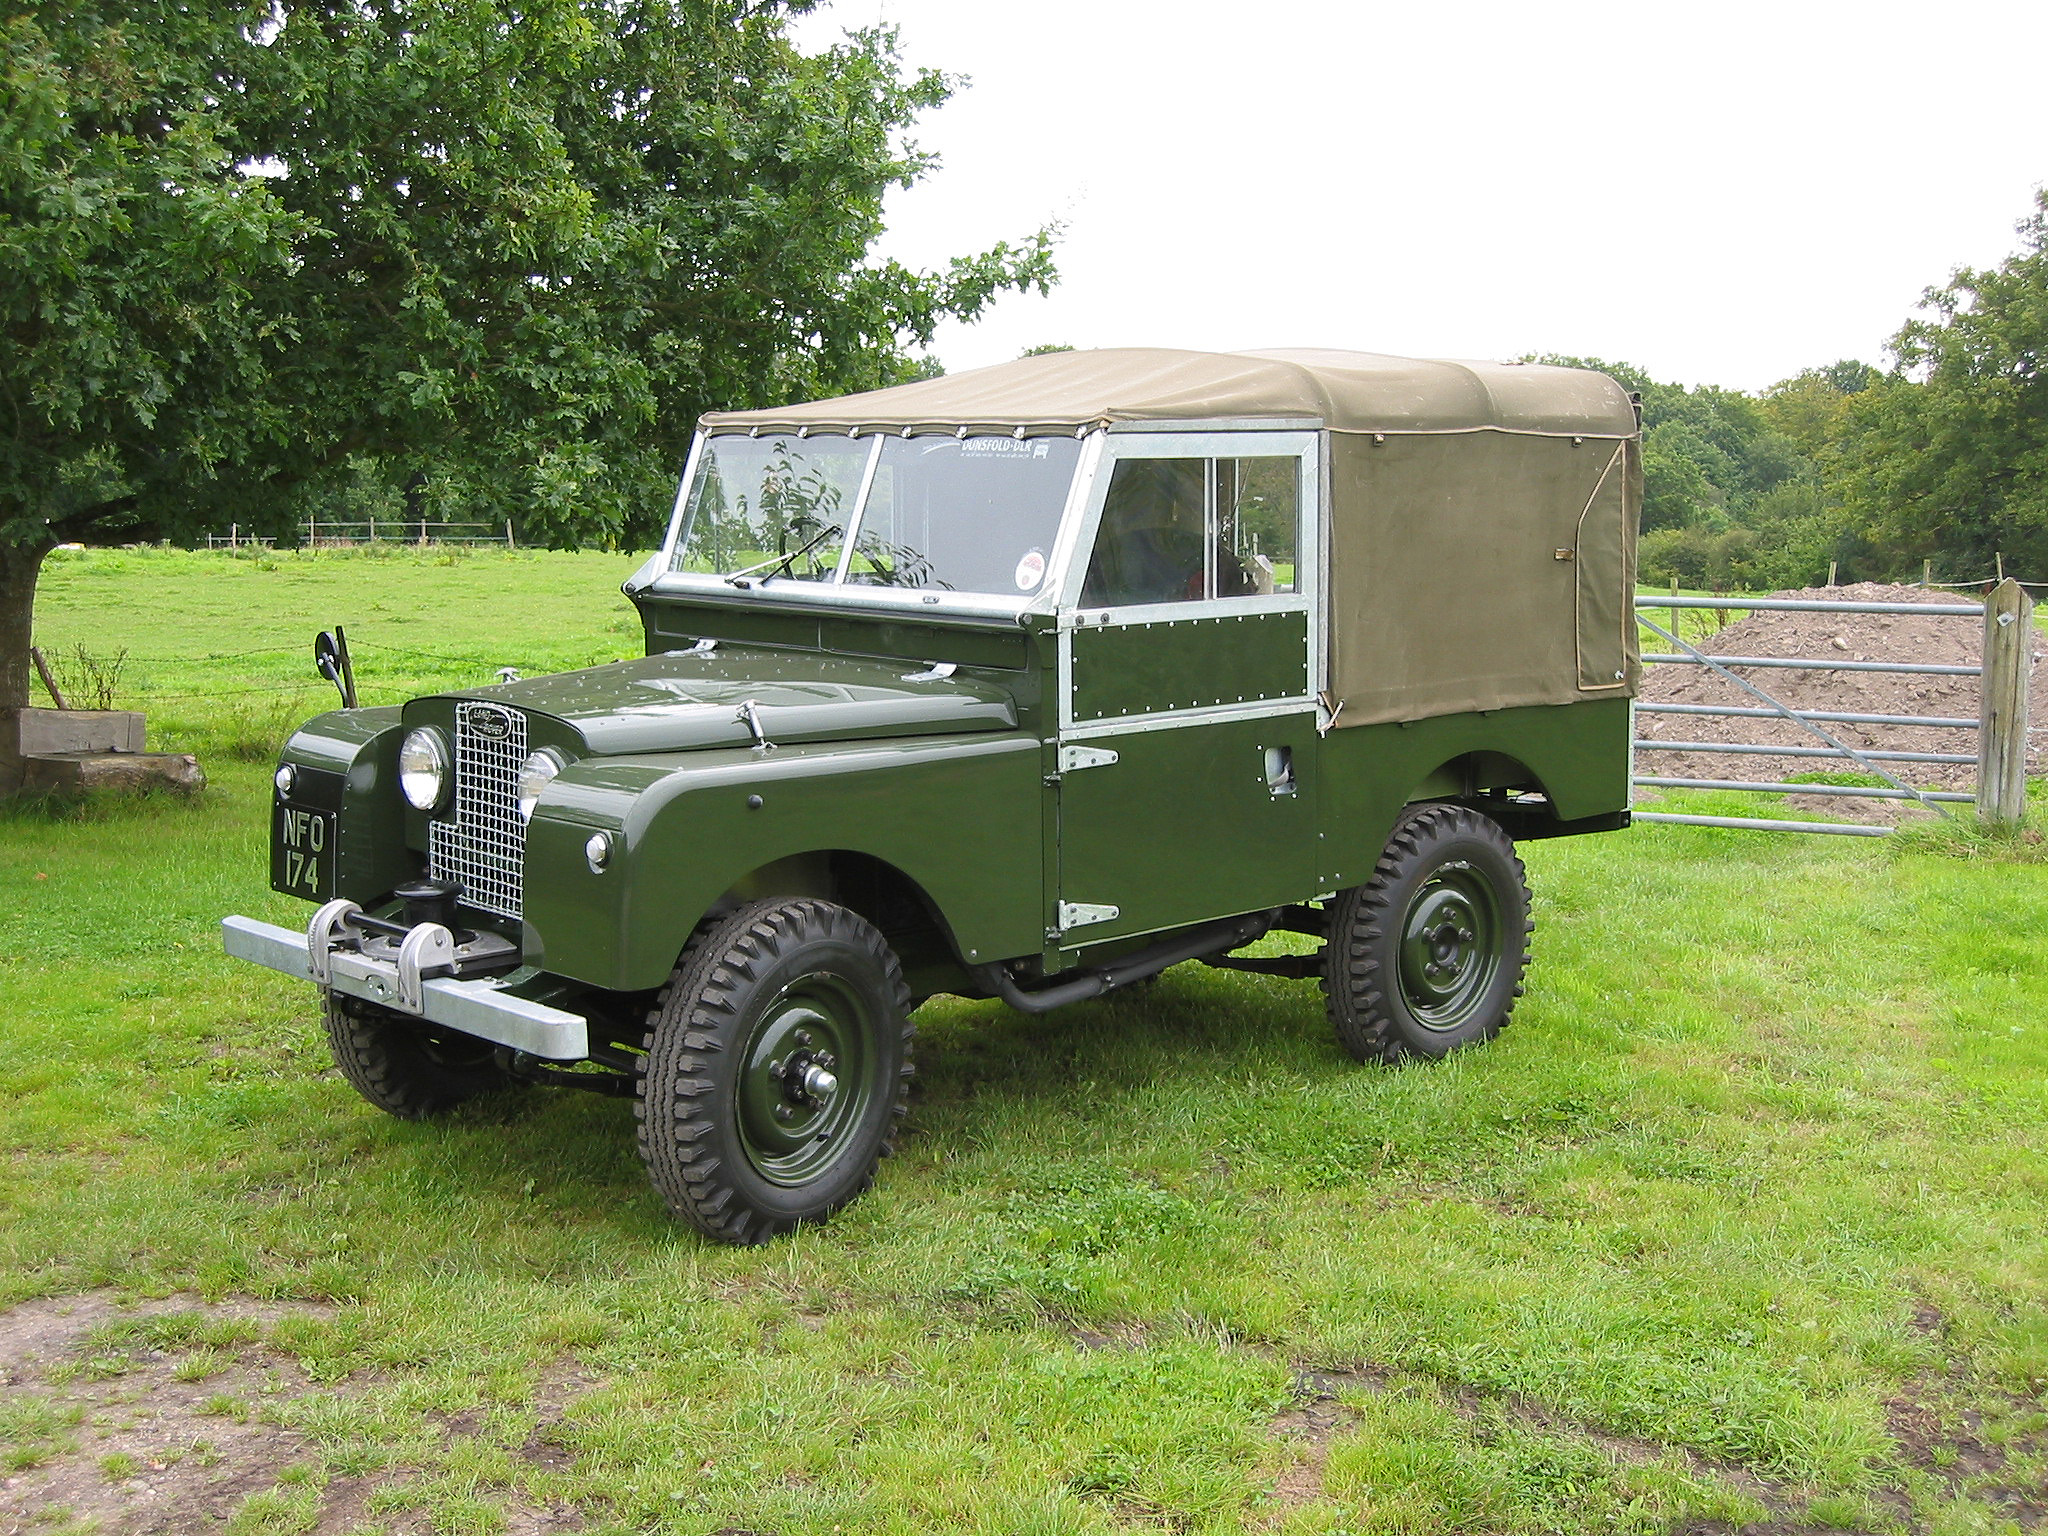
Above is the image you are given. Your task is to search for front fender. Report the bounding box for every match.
[523,733,1044,991]
[273,707,416,904]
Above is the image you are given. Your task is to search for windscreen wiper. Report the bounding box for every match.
[724,524,839,586]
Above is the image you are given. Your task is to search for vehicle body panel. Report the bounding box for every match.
[1055,707,1319,946]
[1315,696,1634,889]
[523,732,1047,991]
[1066,609,1310,723]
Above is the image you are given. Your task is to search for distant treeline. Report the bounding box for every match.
[1544,188,2048,592]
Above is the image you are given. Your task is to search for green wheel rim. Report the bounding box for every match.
[735,971,876,1186]
[1396,859,1502,1031]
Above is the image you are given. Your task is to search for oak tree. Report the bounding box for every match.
[0,0,1054,711]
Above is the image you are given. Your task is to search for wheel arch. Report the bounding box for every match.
[1402,749,1626,842]
[711,850,973,1000]
[1405,748,1550,806]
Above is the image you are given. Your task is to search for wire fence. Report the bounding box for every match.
[202,519,518,549]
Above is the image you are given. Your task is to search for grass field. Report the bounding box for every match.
[2,547,2045,1535]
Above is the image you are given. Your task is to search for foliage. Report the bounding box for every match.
[0,0,1056,707]
[1531,355,1820,539]
[0,3,311,545]
[46,643,128,711]
[1836,188,2048,580]
[1536,354,1869,589]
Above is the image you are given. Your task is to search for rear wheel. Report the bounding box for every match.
[636,898,914,1245]
[1322,804,1532,1063]
[321,991,514,1119]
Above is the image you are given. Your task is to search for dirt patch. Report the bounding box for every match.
[1885,1387,2048,1529]
[1635,583,2044,822]
[1264,1366,1387,1511]
[0,1292,584,1536]
[1069,1321,1151,1353]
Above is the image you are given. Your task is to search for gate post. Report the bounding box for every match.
[1977,577,2033,825]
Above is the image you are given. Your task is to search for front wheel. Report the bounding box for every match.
[636,898,914,1245]
[321,991,515,1119]
[1322,804,1532,1064]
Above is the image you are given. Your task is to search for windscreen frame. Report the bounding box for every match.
[650,427,1103,621]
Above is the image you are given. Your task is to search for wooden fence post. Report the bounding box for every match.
[1977,577,2033,826]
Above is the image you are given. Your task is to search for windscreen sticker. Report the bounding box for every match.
[1014,548,1047,590]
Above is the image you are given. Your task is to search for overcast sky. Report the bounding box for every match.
[790,0,2048,394]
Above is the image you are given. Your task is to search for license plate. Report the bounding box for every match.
[272,803,338,900]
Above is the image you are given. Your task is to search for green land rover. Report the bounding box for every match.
[224,347,1642,1244]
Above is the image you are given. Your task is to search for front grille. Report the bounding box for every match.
[428,701,527,920]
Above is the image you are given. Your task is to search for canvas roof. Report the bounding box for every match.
[699,347,1637,439]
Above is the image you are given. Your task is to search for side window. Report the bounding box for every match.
[1081,455,1300,607]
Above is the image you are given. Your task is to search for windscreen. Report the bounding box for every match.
[671,434,868,580]
[846,436,1083,595]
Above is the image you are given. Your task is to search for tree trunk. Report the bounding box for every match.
[1,537,56,712]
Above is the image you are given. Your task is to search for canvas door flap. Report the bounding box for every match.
[1574,440,1638,691]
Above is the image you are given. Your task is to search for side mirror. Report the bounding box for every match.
[314,628,359,709]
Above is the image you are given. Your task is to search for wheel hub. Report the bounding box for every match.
[1397,860,1501,1029]
[736,981,872,1185]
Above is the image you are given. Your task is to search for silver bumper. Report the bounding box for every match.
[221,913,589,1061]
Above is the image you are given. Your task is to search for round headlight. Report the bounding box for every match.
[517,748,564,823]
[399,728,451,812]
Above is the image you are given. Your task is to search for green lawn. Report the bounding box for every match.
[2,548,2044,1534]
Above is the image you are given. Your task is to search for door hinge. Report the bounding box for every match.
[1056,901,1120,931]
[1057,744,1119,774]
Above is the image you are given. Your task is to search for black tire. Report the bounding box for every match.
[1322,804,1532,1064]
[321,990,514,1119]
[635,898,914,1245]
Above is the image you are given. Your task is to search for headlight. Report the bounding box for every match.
[399,728,451,812]
[517,748,565,823]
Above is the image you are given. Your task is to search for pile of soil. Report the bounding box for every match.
[1633,582,2045,821]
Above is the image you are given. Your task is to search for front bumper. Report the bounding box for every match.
[221,908,589,1061]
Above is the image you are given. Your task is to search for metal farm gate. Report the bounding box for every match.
[1629,579,2035,836]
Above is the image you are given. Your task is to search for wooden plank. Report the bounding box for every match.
[1976,577,2033,825]
[29,646,67,709]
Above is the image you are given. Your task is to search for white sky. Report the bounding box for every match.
[791,0,2048,394]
